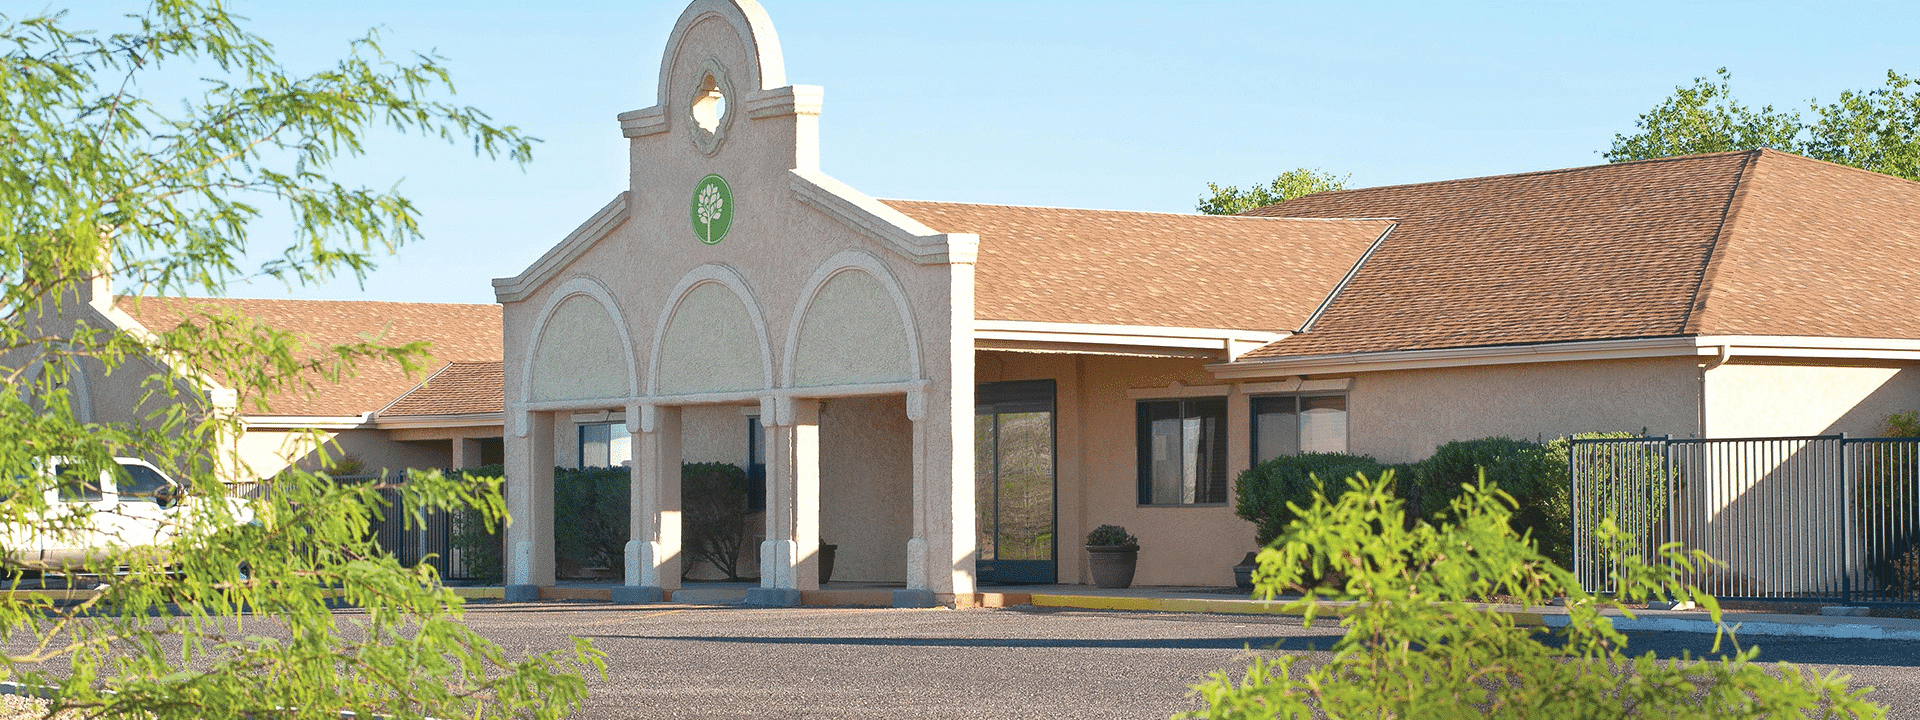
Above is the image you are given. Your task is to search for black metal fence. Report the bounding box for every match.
[1570,435,1920,605]
[332,473,496,583]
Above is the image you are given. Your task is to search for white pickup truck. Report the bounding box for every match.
[7,457,232,571]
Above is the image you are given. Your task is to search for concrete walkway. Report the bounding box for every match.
[449,580,1920,641]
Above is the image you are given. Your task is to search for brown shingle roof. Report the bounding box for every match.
[883,201,1393,332]
[116,297,501,417]
[1685,151,1920,338]
[380,361,504,417]
[1237,149,1920,360]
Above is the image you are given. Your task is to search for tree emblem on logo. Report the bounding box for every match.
[690,174,734,245]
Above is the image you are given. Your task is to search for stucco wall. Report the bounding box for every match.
[234,428,453,479]
[529,294,630,402]
[657,283,765,395]
[681,405,751,465]
[1347,357,1704,462]
[817,395,913,582]
[978,351,1256,587]
[792,270,913,386]
[976,352,1720,587]
[1703,360,1918,438]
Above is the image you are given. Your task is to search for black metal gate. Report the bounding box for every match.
[1570,435,1920,605]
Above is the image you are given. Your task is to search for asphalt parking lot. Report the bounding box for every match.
[459,602,1920,719]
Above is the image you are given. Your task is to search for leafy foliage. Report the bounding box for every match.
[1185,472,1886,719]
[1196,167,1349,215]
[1607,67,1920,182]
[1886,412,1920,438]
[1416,436,1571,566]
[1084,524,1138,549]
[1234,452,1389,546]
[553,466,630,574]
[682,461,750,580]
[0,3,601,718]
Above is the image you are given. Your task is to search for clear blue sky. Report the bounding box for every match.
[53,1,1920,304]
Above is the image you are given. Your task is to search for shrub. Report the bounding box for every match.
[1184,472,1884,718]
[553,466,630,573]
[1234,452,1389,546]
[1085,524,1138,549]
[681,462,750,580]
[1887,411,1920,437]
[1415,437,1571,566]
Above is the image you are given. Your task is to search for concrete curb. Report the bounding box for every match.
[1024,592,1920,641]
[452,584,1920,641]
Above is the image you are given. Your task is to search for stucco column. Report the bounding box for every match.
[617,405,680,604]
[505,411,556,601]
[933,379,976,602]
[453,437,484,470]
[896,390,937,608]
[747,397,819,606]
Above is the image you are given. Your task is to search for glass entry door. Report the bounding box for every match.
[974,380,1056,584]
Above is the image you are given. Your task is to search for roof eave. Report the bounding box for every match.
[493,192,630,304]
[241,413,376,430]
[975,320,1285,360]
[372,412,505,430]
[1210,334,1920,379]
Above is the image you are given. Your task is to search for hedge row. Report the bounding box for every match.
[1234,433,1642,568]
[450,463,752,584]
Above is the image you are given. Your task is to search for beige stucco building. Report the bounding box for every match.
[13,276,509,482]
[495,0,1920,605]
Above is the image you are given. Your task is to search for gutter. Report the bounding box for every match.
[372,412,505,430]
[241,413,375,430]
[1210,334,1920,379]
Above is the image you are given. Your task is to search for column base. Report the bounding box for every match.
[892,589,937,608]
[744,587,802,607]
[504,584,541,603]
[611,585,666,604]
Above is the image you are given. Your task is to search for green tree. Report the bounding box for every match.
[0,3,601,718]
[1607,67,1920,182]
[1196,167,1349,215]
[1185,473,1884,719]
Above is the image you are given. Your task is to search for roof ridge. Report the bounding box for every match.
[374,362,456,417]
[1752,147,1920,189]
[1250,150,1762,213]
[1681,149,1763,335]
[882,197,1396,223]
[1298,223,1398,333]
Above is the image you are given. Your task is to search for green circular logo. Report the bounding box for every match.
[690,174,734,245]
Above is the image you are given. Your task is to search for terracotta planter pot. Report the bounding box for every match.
[1086,545,1138,588]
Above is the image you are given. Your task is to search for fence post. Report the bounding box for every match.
[1568,440,1580,590]
[1840,434,1853,605]
[1659,436,1674,581]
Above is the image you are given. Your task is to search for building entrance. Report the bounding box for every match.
[973,380,1057,584]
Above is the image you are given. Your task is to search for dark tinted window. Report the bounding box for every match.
[118,463,172,501]
[53,465,105,502]
[1136,398,1228,505]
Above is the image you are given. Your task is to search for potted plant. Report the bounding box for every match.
[1233,551,1259,590]
[819,541,837,585]
[1085,525,1139,589]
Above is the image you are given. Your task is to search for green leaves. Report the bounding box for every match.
[1196,168,1348,215]
[1186,472,1886,719]
[1607,67,1920,183]
[0,3,596,718]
